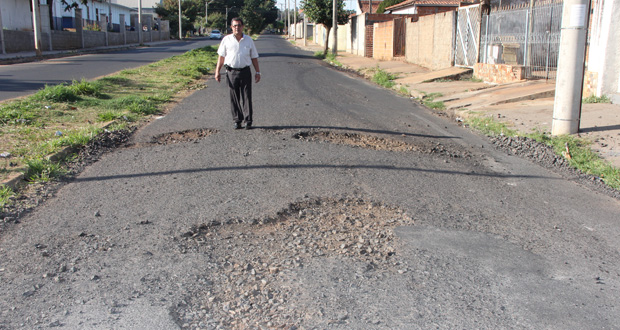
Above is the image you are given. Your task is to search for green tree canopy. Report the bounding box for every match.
[301,0,349,54]
[240,0,278,35]
[376,0,406,13]
[156,0,205,37]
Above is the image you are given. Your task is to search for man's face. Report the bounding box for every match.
[231,21,243,34]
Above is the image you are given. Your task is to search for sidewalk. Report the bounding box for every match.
[0,39,180,65]
[293,39,620,169]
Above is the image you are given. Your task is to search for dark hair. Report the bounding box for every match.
[231,17,244,25]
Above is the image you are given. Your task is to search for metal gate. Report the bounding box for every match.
[393,17,406,57]
[479,2,563,80]
[454,4,482,68]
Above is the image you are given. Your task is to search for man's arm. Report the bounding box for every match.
[252,58,261,83]
[215,56,225,83]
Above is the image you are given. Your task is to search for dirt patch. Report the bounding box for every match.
[293,130,471,158]
[151,128,218,145]
[174,197,414,329]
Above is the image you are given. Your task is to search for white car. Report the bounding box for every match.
[210,30,222,39]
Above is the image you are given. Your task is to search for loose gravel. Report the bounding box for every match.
[174,197,413,329]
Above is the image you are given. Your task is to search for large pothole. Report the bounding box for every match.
[293,130,471,158]
[174,197,414,329]
[151,128,218,145]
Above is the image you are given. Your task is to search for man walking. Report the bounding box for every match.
[214,17,261,130]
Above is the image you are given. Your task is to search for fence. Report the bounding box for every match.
[479,1,563,80]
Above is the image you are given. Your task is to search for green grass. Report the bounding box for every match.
[583,95,611,104]
[371,67,396,89]
[23,158,67,182]
[0,185,14,207]
[0,46,219,188]
[398,86,410,96]
[421,92,446,110]
[464,114,620,189]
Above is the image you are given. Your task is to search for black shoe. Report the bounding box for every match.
[234,122,242,129]
[245,123,252,130]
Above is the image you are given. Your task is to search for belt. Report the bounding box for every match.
[225,65,249,71]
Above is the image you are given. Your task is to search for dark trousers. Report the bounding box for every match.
[226,67,253,124]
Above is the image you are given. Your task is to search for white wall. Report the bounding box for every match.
[588,0,620,102]
[52,1,133,26]
[1,0,34,30]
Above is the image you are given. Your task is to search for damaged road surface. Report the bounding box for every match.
[2,35,620,329]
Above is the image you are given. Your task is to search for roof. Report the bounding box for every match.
[386,0,465,11]
[358,0,384,13]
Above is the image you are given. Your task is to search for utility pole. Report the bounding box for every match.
[31,0,43,56]
[138,0,143,44]
[287,0,290,38]
[551,0,590,135]
[178,0,183,39]
[294,0,297,39]
[0,1,7,54]
[332,0,337,55]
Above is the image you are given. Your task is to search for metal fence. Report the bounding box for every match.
[479,2,563,80]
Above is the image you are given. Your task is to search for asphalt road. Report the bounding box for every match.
[1,35,619,329]
[0,38,219,101]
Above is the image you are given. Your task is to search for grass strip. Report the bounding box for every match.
[465,115,620,189]
[0,46,219,186]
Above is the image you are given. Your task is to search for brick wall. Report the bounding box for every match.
[474,63,524,83]
[373,20,394,61]
[365,25,373,58]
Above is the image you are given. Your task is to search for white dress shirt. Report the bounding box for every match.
[217,34,259,69]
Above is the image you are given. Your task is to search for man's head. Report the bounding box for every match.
[231,18,244,35]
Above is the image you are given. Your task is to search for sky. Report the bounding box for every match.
[278,0,357,12]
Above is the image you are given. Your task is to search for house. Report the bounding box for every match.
[384,0,472,16]
[0,0,136,32]
[51,1,135,31]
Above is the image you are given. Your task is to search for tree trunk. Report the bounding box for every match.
[323,26,331,56]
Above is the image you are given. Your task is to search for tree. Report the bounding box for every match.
[240,0,278,35]
[301,0,349,55]
[156,0,205,37]
[60,0,87,12]
[376,0,406,14]
[207,12,226,31]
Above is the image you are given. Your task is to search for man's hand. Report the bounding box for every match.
[215,72,221,83]
[255,72,261,83]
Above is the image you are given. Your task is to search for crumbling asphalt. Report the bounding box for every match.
[1,35,620,329]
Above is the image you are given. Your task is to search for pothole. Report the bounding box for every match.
[293,130,471,158]
[151,128,217,145]
[174,197,414,328]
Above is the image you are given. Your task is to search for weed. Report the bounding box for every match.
[0,185,14,207]
[399,86,410,96]
[421,92,445,110]
[24,158,67,182]
[583,95,611,104]
[314,51,326,59]
[71,79,103,97]
[33,84,80,102]
[464,114,620,189]
[372,68,396,89]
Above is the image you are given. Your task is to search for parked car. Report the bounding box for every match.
[210,30,222,39]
